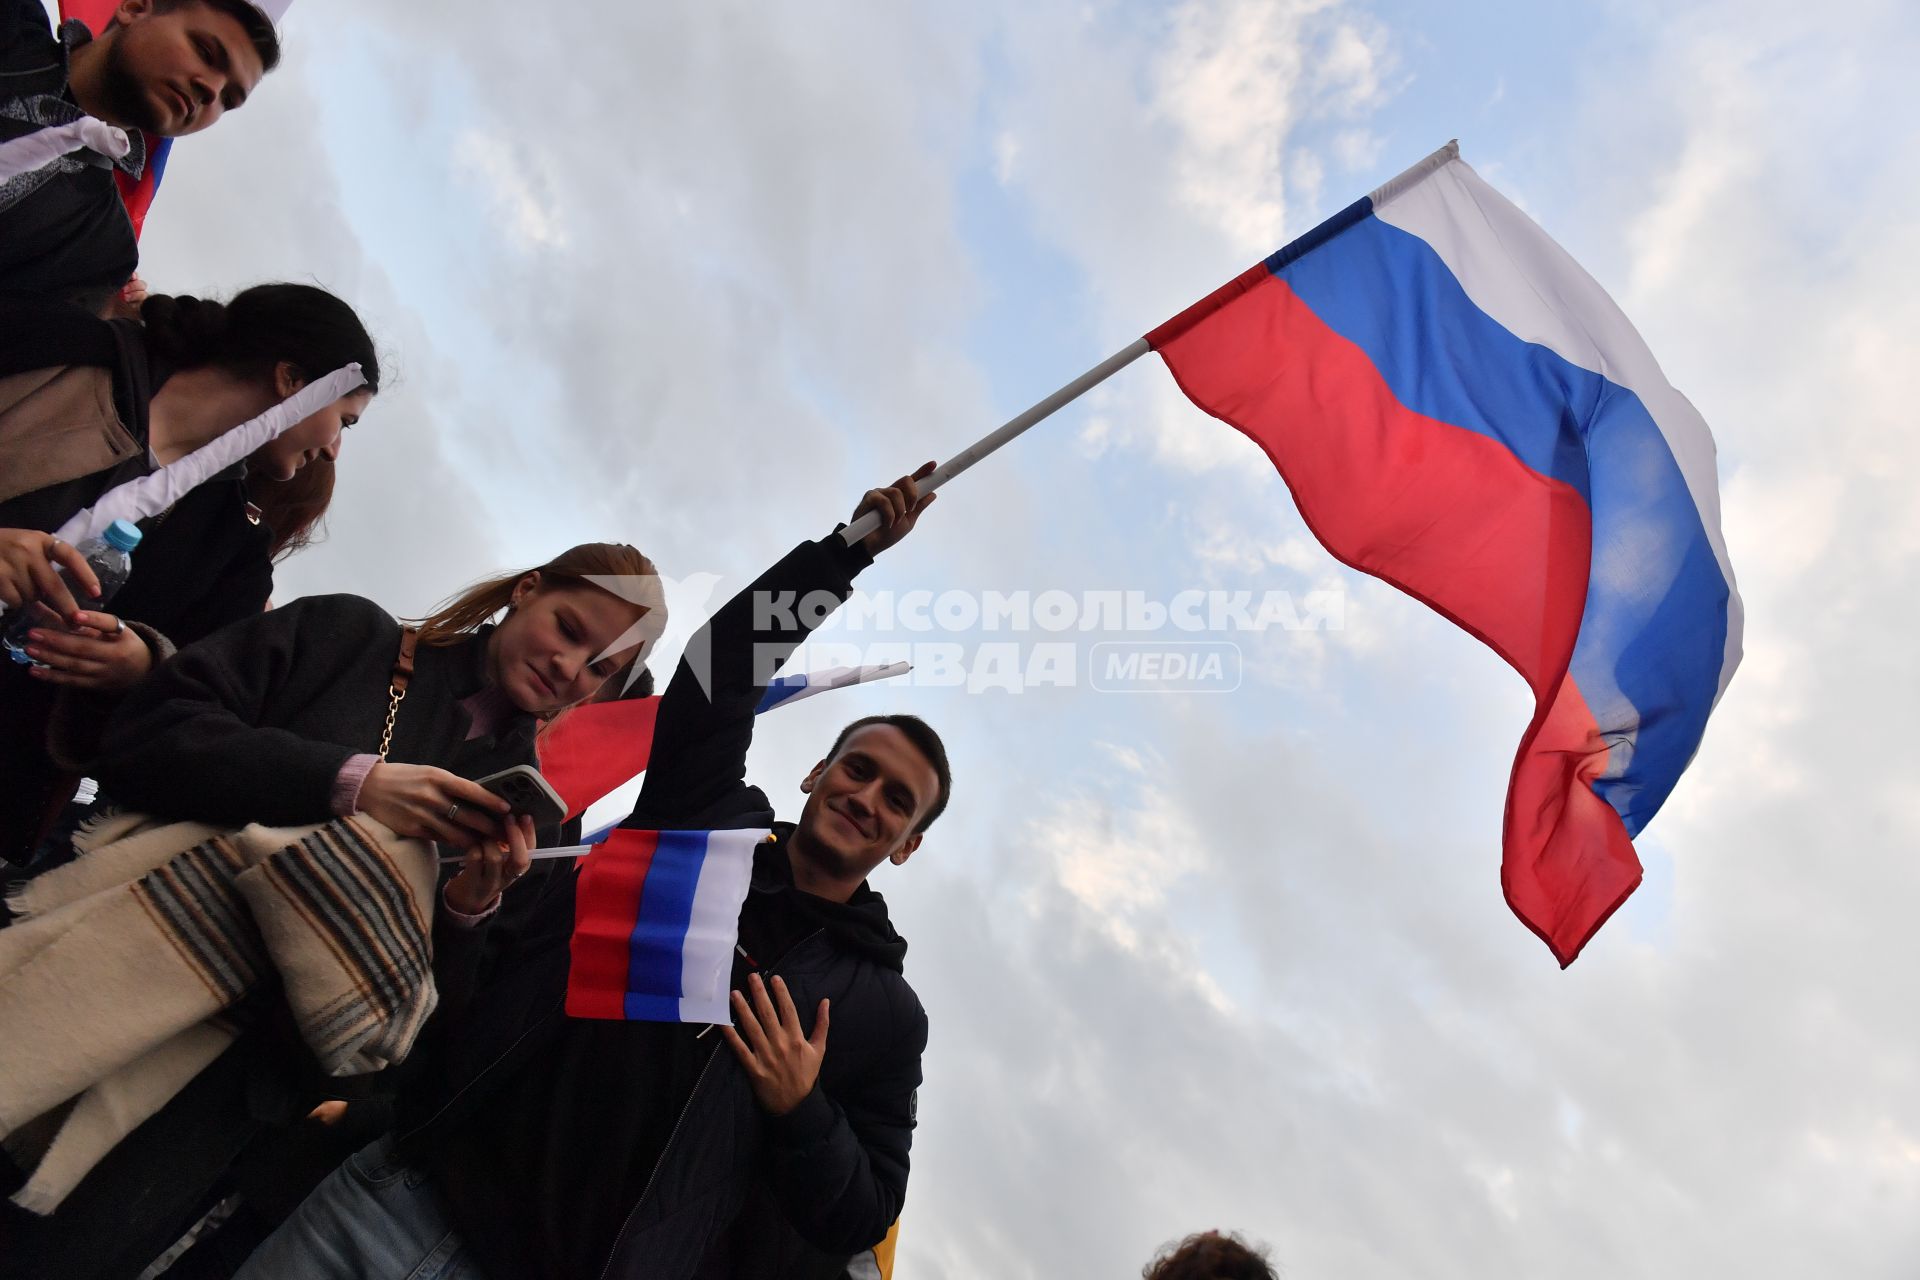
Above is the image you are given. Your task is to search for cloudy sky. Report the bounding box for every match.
[96,0,1920,1273]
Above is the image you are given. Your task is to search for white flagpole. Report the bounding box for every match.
[439,845,592,866]
[840,337,1152,546]
[838,140,1469,548]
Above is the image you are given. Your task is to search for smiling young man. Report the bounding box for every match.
[238,467,948,1280]
[1,0,279,306]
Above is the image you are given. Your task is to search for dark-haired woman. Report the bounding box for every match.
[0,284,378,862]
[249,454,338,567]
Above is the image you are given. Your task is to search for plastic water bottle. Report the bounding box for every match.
[3,519,144,666]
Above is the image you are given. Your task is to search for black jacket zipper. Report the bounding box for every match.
[594,927,826,1280]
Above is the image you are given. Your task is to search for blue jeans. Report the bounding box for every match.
[235,1137,485,1280]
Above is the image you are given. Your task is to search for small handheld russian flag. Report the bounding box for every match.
[539,662,911,821]
[566,827,771,1023]
[754,661,912,713]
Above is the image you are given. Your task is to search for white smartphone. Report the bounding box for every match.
[474,765,567,827]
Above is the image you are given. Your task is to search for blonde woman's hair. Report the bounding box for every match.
[409,543,667,671]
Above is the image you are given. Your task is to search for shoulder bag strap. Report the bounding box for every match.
[378,628,421,762]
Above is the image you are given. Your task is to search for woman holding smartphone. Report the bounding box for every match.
[0,542,666,1279]
[93,540,667,910]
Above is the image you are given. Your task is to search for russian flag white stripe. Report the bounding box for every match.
[675,829,766,1024]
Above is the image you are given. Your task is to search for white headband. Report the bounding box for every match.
[56,364,367,545]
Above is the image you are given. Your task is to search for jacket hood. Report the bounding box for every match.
[754,823,909,973]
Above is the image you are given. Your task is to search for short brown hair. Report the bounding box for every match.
[152,0,282,72]
[1142,1230,1277,1280]
[824,713,950,833]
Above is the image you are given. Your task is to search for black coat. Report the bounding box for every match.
[400,532,927,1280]
[96,594,539,825]
[0,600,543,1280]
[0,3,138,309]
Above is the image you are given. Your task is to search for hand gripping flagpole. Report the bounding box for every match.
[840,338,1152,546]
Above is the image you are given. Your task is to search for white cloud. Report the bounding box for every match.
[452,130,568,249]
[1151,0,1391,254]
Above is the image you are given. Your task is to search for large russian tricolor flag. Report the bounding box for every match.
[567,827,771,1023]
[1150,142,1742,965]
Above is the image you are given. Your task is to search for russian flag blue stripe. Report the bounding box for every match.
[621,830,708,1019]
[571,827,771,1023]
[620,991,684,1022]
[756,676,812,713]
[1276,216,1595,494]
[753,663,912,715]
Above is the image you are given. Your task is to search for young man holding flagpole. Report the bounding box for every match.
[1,0,283,308]
[240,466,947,1280]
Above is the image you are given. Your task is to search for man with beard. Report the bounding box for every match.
[1,0,279,309]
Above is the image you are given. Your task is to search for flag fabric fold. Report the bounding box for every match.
[1149,141,1741,965]
[566,828,770,1023]
[540,662,912,821]
[754,661,912,713]
[538,698,664,823]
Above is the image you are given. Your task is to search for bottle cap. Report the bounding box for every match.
[103,519,144,552]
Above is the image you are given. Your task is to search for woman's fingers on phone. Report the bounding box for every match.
[505,816,534,878]
[448,774,513,815]
[450,804,503,840]
[437,775,509,836]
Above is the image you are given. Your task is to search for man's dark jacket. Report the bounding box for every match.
[0,3,139,309]
[400,532,928,1280]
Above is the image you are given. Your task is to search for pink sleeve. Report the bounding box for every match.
[331,753,381,816]
[440,883,502,928]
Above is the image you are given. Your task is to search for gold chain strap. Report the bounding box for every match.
[378,628,420,763]
[378,684,406,762]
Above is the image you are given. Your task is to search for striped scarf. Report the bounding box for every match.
[0,813,438,1213]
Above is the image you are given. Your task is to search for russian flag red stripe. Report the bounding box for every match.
[566,828,660,1020]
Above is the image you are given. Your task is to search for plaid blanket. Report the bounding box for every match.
[0,813,438,1213]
